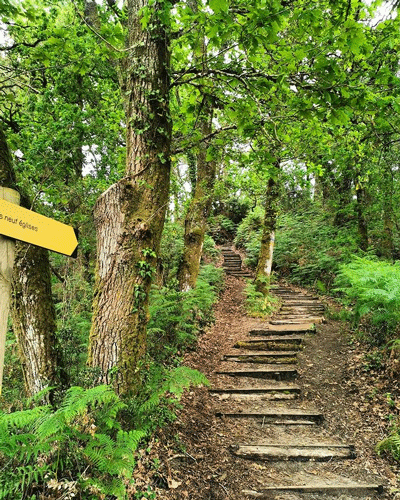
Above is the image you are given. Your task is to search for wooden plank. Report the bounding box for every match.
[0,187,20,396]
[215,368,297,380]
[231,444,356,461]
[234,341,302,351]
[271,318,323,325]
[243,484,384,497]
[209,385,301,394]
[224,350,299,357]
[222,353,297,364]
[216,410,323,423]
[249,328,312,336]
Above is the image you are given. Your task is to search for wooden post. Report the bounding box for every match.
[0,187,20,395]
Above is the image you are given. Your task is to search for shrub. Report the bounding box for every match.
[334,256,400,344]
[147,264,224,362]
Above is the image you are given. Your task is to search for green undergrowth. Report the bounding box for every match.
[0,370,207,500]
[235,206,359,292]
[147,264,224,363]
[244,280,280,318]
[335,256,400,345]
[1,256,221,499]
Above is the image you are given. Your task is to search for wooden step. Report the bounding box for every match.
[230,444,356,461]
[222,352,297,363]
[243,483,384,497]
[235,335,304,345]
[249,327,312,336]
[281,300,320,306]
[216,409,323,424]
[234,340,302,351]
[271,318,323,325]
[215,367,297,380]
[209,385,301,395]
[225,350,299,357]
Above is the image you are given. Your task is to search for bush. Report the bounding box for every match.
[334,256,400,344]
[147,264,224,362]
[244,281,280,318]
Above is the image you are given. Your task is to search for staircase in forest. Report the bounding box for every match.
[221,246,252,278]
[209,284,385,499]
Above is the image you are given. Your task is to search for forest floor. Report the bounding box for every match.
[134,272,400,500]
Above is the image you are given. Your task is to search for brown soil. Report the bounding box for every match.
[134,276,400,499]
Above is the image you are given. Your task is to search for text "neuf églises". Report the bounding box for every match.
[0,214,39,232]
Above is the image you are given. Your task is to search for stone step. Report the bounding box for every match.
[209,385,301,396]
[230,444,356,461]
[216,409,323,424]
[242,483,384,497]
[215,367,298,380]
[223,352,297,364]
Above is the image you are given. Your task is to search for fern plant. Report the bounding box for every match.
[376,430,400,461]
[0,385,144,499]
[335,256,400,343]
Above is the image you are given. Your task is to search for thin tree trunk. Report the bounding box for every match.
[178,98,215,291]
[88,0,171,395]
[177,0,216,291]
[355,183,368,251]
[255,174,280,292]
[0,125,59,397]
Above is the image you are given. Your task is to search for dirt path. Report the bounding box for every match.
[140,255,400,499]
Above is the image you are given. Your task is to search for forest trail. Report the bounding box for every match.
[156,248,399,500]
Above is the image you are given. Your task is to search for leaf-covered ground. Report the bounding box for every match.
[133,275,400,499]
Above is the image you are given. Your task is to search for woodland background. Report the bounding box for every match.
[2,0,400,498]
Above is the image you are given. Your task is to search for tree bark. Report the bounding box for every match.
[255,174,280,292]
[178,97,216,291]
[355,182,368,251]
[88,0,171,395]
[11,239,60,396]
[0,125,59,397]
[177,0,216,291]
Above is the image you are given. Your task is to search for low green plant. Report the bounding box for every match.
[334,256,400,344]
[0,364,208,500]
[244,282,280,318]
[0,385,143,499]
[147,264,224,362]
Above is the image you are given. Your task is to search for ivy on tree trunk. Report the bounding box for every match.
[88,0,172,395]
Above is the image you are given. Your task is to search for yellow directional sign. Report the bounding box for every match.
[0,198,78,257]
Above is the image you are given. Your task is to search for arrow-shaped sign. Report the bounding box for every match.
[0,198,78,257]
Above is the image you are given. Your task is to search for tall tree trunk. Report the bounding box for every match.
[355,182,368,251]
[255,174,280,293]
[88,0,171,395]
[178,98,215,291]
[11,238,61,396]
[0,125,59,397]
[381,160,394,260]
[177,0,216,291]
[333,167,353,227]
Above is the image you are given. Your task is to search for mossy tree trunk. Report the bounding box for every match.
[255,172,280,293]
[178,98,215,291]
[0,125,59,397]
[177,0,216,291]
[88,0,171,395]
[381,161,394,260]
[355,182,368,251]
[11,238,61,396]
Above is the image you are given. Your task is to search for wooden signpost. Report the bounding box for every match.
[0,187,78,395]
